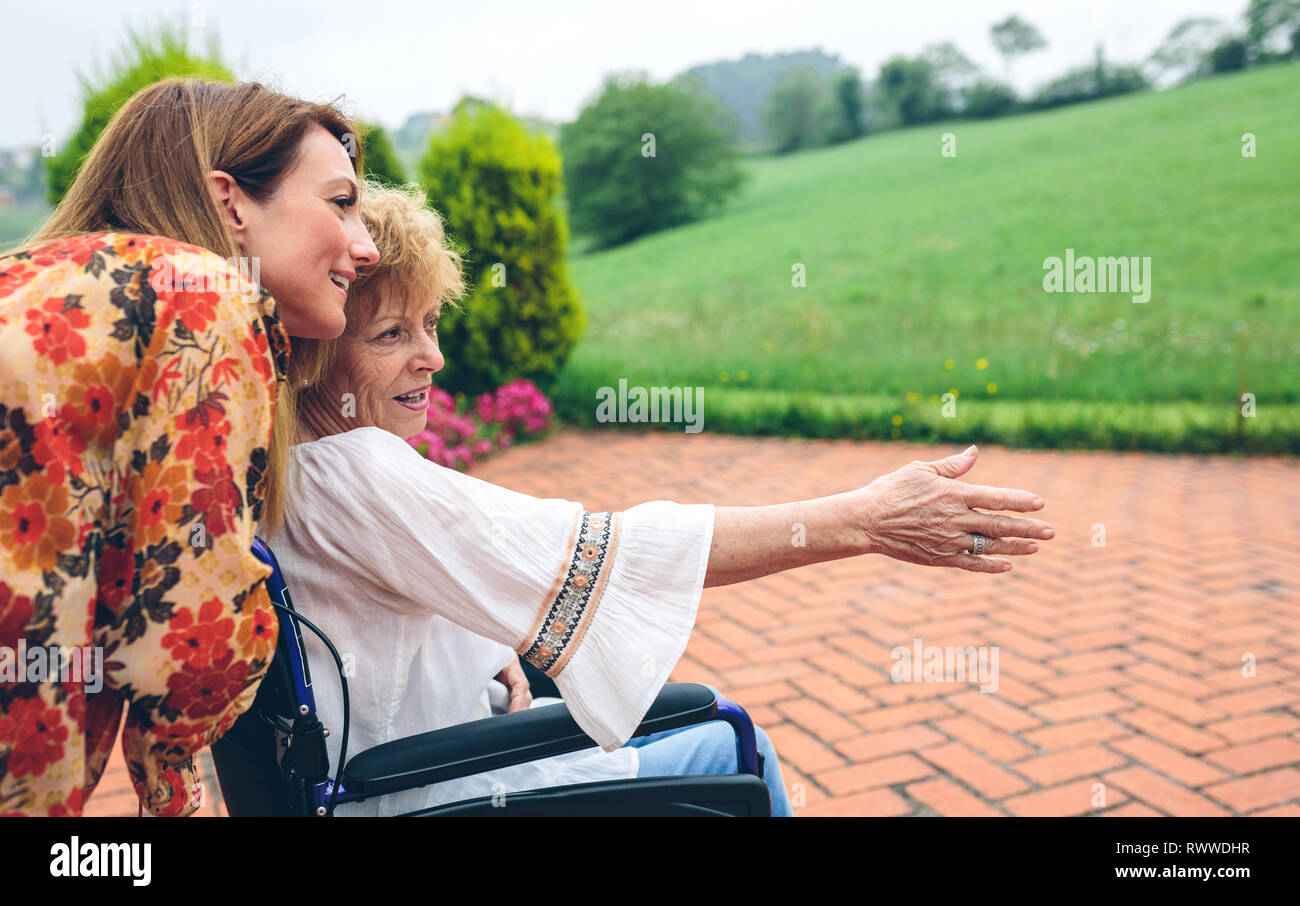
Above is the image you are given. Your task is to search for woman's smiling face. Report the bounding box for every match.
[326,287,445,438]
[213,125,380,339]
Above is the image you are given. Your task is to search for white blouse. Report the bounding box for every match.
[266,427,715,816]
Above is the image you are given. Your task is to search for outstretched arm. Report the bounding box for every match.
[705,445,1054,587]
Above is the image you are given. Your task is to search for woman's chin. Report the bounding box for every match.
[400,412,427,438]
[280,298,348,339]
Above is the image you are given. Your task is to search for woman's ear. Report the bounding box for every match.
[204,170,250,241]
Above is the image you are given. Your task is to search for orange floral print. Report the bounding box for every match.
[172,291,221,333]
[0,697,69,778]
[0,232,289,816]
[173,416,232,473]
[64,354,137,449]
[242,327,272,383]
[235,604,276,663]
[25,296,91,365]
[31,415,86,484]
[128,460,190,547]
[0,473,76,572]
[161,598,235,670]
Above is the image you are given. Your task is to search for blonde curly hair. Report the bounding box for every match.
[347,179,467,327]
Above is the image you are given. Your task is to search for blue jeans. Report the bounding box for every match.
[623,686,793,817]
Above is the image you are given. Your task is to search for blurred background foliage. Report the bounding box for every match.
[559,74,746,249]
[44,23,234,206]
[356,121,408,186]
[418,99,585,398]
[4,1,1298,452]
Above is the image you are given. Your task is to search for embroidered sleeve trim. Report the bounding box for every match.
[518,510,622,678]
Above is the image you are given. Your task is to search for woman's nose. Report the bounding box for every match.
[416,334,444,373]
[349,219,379,267]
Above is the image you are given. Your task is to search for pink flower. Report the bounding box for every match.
[408,379,551,472]
[428,387,457,412]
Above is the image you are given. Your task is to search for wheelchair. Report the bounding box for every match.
[211,538,773,816]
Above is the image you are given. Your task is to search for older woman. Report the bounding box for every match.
[270,183,1054,816]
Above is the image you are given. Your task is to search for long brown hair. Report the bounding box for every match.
[29,78,364,535]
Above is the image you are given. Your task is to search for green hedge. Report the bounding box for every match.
[419,100,585,398]
[551,383,1300,455]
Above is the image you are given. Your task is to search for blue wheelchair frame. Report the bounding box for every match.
[210,538,769,816]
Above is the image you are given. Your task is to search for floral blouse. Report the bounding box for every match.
[0,232,287,816]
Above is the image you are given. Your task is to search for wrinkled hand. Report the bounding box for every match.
[494,658,533,713]
[858,445,1054,573]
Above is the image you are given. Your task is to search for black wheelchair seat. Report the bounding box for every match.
[211,538,771,817]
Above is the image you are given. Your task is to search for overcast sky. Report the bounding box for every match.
[3,0,1250,147]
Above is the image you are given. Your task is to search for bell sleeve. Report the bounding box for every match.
[283,426,714,751]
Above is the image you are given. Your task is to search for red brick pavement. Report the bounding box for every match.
[85,428,1300,817]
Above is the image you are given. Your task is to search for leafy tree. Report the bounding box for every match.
[876,56,945,125]
[822,68,865,143]
[559,74,744,248]
[812,92,842,148]
[962,79,1018,118]
[1245,0,1300,53]
[761,66,824,153]
[667,73,744,146]
[1208,37,1250,72]
[418,99,585,397]
[1148,17,1232,83]
[990,14,1048,82]
[922,42,981,113]
[356,121,408,186]
[46,23,233,205]
[1029,54,1149,110]
[680,49,846,145]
